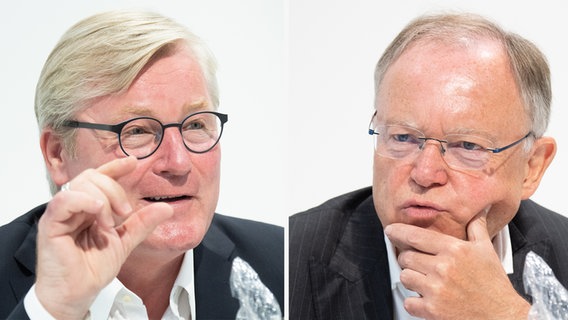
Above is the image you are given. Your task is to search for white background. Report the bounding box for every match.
[289,0,568,218]
[2,1,567,228]
[0,0,287,226]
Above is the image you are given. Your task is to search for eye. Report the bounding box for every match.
[394,134,410,142]
[123,125,154,136]
[127,127,145,135]
[457,141,484,151]
[391,133,420,144]
[184,120,206,130]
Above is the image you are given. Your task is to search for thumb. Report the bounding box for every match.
[118,202,174,254]
[467,206,491,242]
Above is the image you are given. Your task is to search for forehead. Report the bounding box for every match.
[83,47,212,121]
[375,39,528,136]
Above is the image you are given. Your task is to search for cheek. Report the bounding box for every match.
[482,174,525,236]
[451,167,525,237]
[372,156,408,227]
[475,184,520,238]
[193,147,222,202]
[196,147,221,179]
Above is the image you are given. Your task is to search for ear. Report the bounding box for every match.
[521,136,556,199]
[40,128,71,187]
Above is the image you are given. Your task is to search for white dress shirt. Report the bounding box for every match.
[385,226,514,320]
[24,250,196,320]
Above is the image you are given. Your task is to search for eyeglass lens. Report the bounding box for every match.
[120,112,224,159]
[372,125,493,170]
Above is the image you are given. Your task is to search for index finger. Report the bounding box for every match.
[466,206,491,242]
[385,223,454,254]
[96,156,138,180]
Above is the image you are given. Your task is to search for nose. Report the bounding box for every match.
[410,140,449,188]
[151,127,193,177]
[420,137,447,154]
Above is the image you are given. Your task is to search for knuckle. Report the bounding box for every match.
[399,268,411,283]
[398,251,411,267]
[433,261,450,276]
[406,232,422,247]
[447,241,466,255]
[424,303,438,319]
[403,299,417,314]
[428,280,444,296]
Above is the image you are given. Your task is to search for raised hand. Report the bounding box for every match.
[385,208,531,319]
[35,156,174,320]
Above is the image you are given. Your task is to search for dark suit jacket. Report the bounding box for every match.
[289,187,568,319]
[0,203,284,320]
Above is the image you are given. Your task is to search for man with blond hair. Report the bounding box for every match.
[0,10,283,319]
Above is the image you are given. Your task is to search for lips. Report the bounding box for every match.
[144,195,192,203]
[400,200,445,226]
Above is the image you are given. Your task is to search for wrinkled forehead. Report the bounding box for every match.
[374,39,528,137]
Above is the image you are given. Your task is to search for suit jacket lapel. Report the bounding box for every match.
[309,197,393,319]
[508,201,554,301]
[11,210,41,302]
[194,215,240,319]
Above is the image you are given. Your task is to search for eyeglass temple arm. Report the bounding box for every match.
[368,111,378,135]
[63,120,120,133]
[487,132,532,154]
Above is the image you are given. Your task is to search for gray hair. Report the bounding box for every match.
[35,10,219,194]
[374,13,551,139]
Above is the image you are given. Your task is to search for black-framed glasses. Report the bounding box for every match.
[64,111,228,159]
[368,113,533,170]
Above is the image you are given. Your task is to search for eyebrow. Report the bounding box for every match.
[383,120,497,141]
[445,128,497,141]
[115,100,210,120]
[383,120,420,128]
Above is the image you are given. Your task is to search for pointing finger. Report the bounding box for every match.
[466,206,491,242]
[60,156,138,219]
[385,224,454,254]
[96,156,138,180]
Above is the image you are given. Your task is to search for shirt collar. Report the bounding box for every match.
[90,250,196,320]
[385,225,514,291]
[170,249,196,320]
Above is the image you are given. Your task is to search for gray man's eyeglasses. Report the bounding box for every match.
[64,111,228,159]
[368,113,532,170]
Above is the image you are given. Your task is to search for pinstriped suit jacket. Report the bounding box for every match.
[289,187,568,319]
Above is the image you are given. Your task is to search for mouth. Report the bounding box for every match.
[401,201,444,227]
[144,195,192,203]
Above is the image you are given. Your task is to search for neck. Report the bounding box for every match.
[118,250,185,319]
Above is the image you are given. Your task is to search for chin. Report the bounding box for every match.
[143,220,208,252]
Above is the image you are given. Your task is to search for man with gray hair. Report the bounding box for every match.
[290,13,568,319]
[0,10,283,319]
